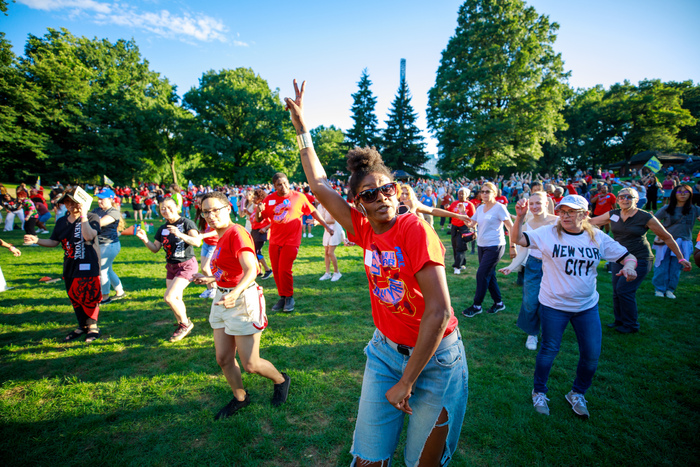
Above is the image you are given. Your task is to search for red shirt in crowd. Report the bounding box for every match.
[347,208,458,347]
[448,200,475,227]
[495,195,508,206]
[210,224,257,288]
[260,191,315,246]
[593,192,617,216]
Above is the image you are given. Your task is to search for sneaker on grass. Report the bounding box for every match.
[565,391,590,418]
[170,320,194,342]
[199,289,212,299]
[261,269,273,280]
[665,291,676,299]
[319,272,332,281]
[654,290,664,297]
[331,272,342,282]
[272,373,291,407]
[525,335,538,350]
[461,305,482,318]
[215,391,250,420]
[271,297,285,312]
[283,296,295,312]
[487,302,506,314]
[532,390,550,415]
[453,268,461,275]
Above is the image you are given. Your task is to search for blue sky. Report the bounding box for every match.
[3,0,699,156]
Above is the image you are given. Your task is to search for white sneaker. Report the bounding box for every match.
[665,291,676,299]
[319,273,331,281]
[461,265,466,270]
[525,335,538,350]
[307,233,314,238]
[654,290,664,297]
[532,390,550,415]
[302,233,307,238]
[454,268,461,275]
[331,272,342,282]
[199,289,212,298]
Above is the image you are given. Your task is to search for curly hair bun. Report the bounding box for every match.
[346,147,393,198]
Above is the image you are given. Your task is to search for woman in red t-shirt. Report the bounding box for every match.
[285,80,468,466]
[192,191,290,419]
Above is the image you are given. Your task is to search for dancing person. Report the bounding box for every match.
[135,198,201,342]
[651,184,699,299]
[29,189,51,233]
[256,172,333,313]
[286,80,468,466]
[302,186,316,238]
[316,201,343,281]
[2,194,24,232]
[249,188,273,280]
[194,194,219,299]
[419,185,437,227]
[589,187,690,332]
[20,197,39,238]
[498,192,557,350]
[462,181,514,317]
[192,191,290,419]
[590,184,616,234]
[92,188,126,304]
[398,184,471,226]
[447,187,476,275]
[131,190,144,222]
[511,195,637,418]
[24,189,103,343]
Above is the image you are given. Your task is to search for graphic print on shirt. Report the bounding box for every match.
[210,246,225,282]
[161,223,186,259]
[368,244,417,316]
[272,199,291,223]
[550,243,601,276]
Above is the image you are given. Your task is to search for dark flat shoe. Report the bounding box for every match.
[85,329,102,343]
[615,326,639,334]
[606,321,622,328]
[64,328,86,342]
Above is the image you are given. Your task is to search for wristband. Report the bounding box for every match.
[296,132,313,151]
[678,259,687,264]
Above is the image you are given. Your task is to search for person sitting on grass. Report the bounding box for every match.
[135,198,201,342]
[286,80,468,466]
[192,191,290,419]
[24,189,103,343]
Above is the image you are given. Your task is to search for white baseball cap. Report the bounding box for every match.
[556,194,588,211]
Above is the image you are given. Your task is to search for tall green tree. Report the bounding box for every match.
[346,69,380,150]
[670,80,700,155]
[427,0,569,175]
[310,125,347,176]
[381,78,427,175]
[183,68,295,184]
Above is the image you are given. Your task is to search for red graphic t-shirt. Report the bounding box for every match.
[594,193,617,216]
[210,224,257,288]
[448,200,475,227]
[261,191,314,246]
[348,209,458,347]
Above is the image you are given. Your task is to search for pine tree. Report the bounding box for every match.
[382,78,427,175]
[345,69,379,149]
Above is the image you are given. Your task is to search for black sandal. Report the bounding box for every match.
[64,328,86,342]
[85,329,101,343]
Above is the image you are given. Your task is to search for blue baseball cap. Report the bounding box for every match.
[97,188,115,199]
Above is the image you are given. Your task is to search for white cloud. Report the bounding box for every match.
[17,0,233,43]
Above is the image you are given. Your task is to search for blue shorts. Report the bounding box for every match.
[302,214,313,226]
[201,242,217,259]
[39,212,52,224]
[350,328,468,465]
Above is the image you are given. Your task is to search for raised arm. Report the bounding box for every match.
[646,217,692,271]
[510,199,530,247]
[285,80,354,236]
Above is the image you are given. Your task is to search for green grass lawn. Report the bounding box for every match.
[1,212,698,466]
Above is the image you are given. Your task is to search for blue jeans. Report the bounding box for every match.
[350,328,468,466]
[652,252,682,293]
[611,259,648,330]
[534,304,601,395]
[473,245,504,306]
[99,242,122,295]
[517,256,542,336]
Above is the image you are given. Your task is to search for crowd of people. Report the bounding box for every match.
[2,82,700,464]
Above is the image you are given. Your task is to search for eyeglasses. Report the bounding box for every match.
[559,210,583,218]
[201,205,228,217]
[618,195,636,200]
[356,182,398,203]
[480,190,492,194]
[676,191,691,195]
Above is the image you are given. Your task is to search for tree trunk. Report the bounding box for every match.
[170,158,178,186]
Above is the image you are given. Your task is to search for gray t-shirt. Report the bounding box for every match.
[609,209,654,261]
[92,207,121,244]
[654,205,700,242]
[474,203,510,247]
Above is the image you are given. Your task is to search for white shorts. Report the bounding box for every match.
[209,284,267,335]
[323,224,344,246]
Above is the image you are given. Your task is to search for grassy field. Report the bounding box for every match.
[1,205,699,466]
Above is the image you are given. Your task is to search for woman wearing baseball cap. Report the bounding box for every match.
[93,188,127,304]
[511,194,637,419]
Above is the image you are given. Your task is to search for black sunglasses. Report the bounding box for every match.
[356,182,398,203]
